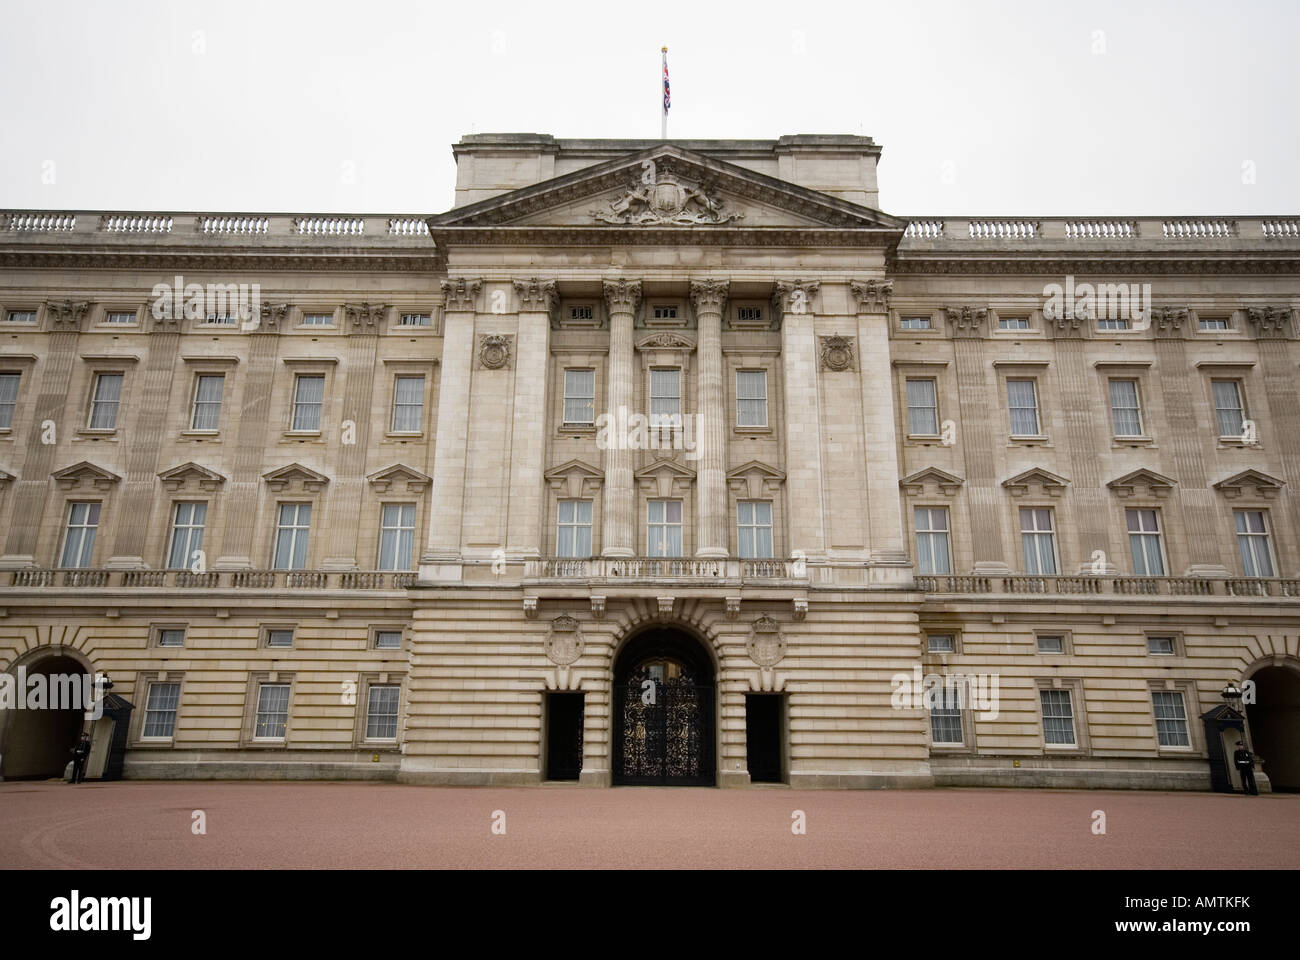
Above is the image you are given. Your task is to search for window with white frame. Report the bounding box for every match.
[998,315,1030,330]
[569,305,594,322]
[366,685,401,740]
[104,311,137,325]
[142,681,181,738]
[1212,380,1245,438]
[647,500,683,557]
[563,369,595,425]
[1147,635,1176,656]
[398,313,431,327]
[60,502,100,568]
[301,312,333,326]
[391,376,424,432]
[273,503,312,570]
[1234,510,1275,577]
[378,504,416,571]
[1096,316,1129,331]
[1126,508,1165,576]
[204,312,237,325]
[254,684,290,739]
[1006,379,1040,436]
[88,372,123,429]
[736,370,768,428]
[900,315,931,330]
[1108,379,1143,436]
[652,305,677,320]
[927,632,955,653]
[167,502,207,569]
[1152,691,1190,747]
[375,630,403,650]
[736,306,763,325]
[930,685,964,744]
[157,628,185,648]
[190,374,224,430]
[1199,315,1231,332]
[291,374,325,431]
[905,378,939,436]
[1040,689,1076,745]
[1020,508,1057,575]
[649,368,681,427]
[266,628,294,648]
[556,500,593,558]
[0,372,19,429]
[737,501,773,559]
[1036,634,1065,654]
[914,506,952,575]
[4,310,37,324]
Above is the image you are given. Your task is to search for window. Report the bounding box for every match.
[4,310,36,324]
[266,629,294,648]
[375,630,403,650]
[1108,379,1143,437]
[391,376,424,432]
[273,503,312,570]
[60,502,100,568]
[190,374,224,430]
[1007,379,1040,436]
[905,379,939,436]
[900,315,931,330]
[398,313,431,327]
[927,633,955,653]
[1040,689,1076,745]
[737,306,763,325]
[569,305,594,322]
[1147,635,1176,656]
[0,372,19,429]
[378,504,416,571]
[1234,510,1275,577]
[1199,315,1231,332]
[914,507,952,575]
[366,685,401,740]
[930,686,963,744]
[1036,634,1065,654]
[647,500,682,557]
[1096,316,1129,331]
[88,372,123,429]
[1126,508,1165,576]
[652,305,677,320]
[556,500,593,558]
[301,312,333,326]
[563,369,595,425]
[1020,508,1057,575]
[737,501,773,559]
[1152,691,1190,747]
[736,370,767,428]
[998,315,1030,330]
[649,368,681,427]
[291,374,325,431]
[1212,380,1245,438]
[104,311,136,325]
[157,628,185,648]
[142,682,181,738]
[254,684,290,739]
[167,502,207,569]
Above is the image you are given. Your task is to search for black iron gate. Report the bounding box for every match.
[614,662,714,786]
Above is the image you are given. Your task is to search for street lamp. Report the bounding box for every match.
[1221,682,1242,711]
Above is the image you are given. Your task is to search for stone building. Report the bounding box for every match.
[0,133,1297,791]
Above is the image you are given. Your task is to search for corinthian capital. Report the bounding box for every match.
[688,278,729,314]
[849,279,893,313]
[46,299,91,331]
[440,278,482,312]
[512,278,558,315]
[602,279,642,315]
[1246,306,1292,339]
[772,280,819,321]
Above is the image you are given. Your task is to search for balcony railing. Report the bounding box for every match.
[897,216,1300,245]
[915,575,1300,598]
[6,569,419,590]
[525,556,805,582]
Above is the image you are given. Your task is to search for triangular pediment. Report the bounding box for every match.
[1213,469,1286,499]
[367,463,432,492]
[726,460,786,499]
[1106,468,1177,497]
[52,461,121,488]
[900,467,965,495]
[263,462,330,491]
[428,145,906,235]
[635,457,696,498]
[158,461,227,490]
[1002,467,1070,496]
[544,459,605,498]
[0,466,14,487]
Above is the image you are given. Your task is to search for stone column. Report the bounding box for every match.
[775,280,827,561]
[850,280,908,565]
[1248,307,1300,575]
[690,279,729,558]
[601,279,641,557]
[421,278,481,578]
[505,278,556,558]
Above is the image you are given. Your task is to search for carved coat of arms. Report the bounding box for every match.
[593,163,743,225]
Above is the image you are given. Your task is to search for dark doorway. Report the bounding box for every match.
[2,655,88,779]
[1246,666,1300,792]
[613,627,715,786]
[545,692,585,781]
[746,694,784,783]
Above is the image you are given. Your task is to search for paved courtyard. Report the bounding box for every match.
[0,781,1294,869]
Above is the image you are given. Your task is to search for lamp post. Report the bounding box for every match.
[1221,682,1242,712]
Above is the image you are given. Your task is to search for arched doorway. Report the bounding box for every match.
[1,652,89,780]
[1245,662,1300,792]
[612,626,716,786]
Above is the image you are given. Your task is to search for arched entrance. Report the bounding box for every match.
[612,626,716,786]
[1,652,90,780]
[1245,661,1300,792]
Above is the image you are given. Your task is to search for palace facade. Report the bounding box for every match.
[1,133,1298,791]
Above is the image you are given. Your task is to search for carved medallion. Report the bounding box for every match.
[478,334,512,369]
[545,615,585,666]
[818,335,856,372]
[592,168,742,226]
[746,615,786,667]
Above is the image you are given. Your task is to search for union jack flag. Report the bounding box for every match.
[662,47,670,114]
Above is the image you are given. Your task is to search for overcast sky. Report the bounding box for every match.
[2,0,1297,216]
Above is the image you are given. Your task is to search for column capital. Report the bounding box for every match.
[602,278,642,315]
[944,305,988,338]
[772,280,820,322]
[440,277,483,312]
[46,299,90,332]
[688,278,729,314]
[512,277,558,317]
[1246,306,1294,339]
[849,279,893,314]
[344,302,389,334]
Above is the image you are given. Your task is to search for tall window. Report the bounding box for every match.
[1126,508,1165,576]
[556,500,593,558]
[906,379,939,435]
[190,374,224,430]
[647,500,683,557]
[736,370,768,428]
[1020,508,1057,575]
[1152,691,1190,747]
[1007,379,1040,436]
[737,501,773,559]
[391,376,424,432]
[649,369,681,427]
[366,685,401,740]
[88,373,123,429]
[142,682,181,738]
[291,375,325,431]
[1212,380,1245,438]
[168,502,207,569]
[1040,689,1076,746]
[1234,510,1275,577]
[378,504,416,571]
[254,684,290,739]
[1108,379,1143,436]
[563,369,595,424]
[0,372,19,429]
[914,507,952,575]
[273,503,312,570]
[60,502,100,567]
[900,315,931,330]
[931,686,963,744]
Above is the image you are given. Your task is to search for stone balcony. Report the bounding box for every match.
[5,568,418,591]
[523,556,803,584]
[898,216,1300,249]
[916,574,1300,599]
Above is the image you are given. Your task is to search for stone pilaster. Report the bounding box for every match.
[690,278,728,558]
[1247,307,1300,575]
[775,280,826,562]
[505,278,557,558]
[601,279,641,557]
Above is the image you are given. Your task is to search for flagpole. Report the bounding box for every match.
[661,46,668,140]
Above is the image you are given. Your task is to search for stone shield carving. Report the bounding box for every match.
[545,615,585,666]
[746,615,786,667]
[818,335,856,372]
[592,169,743,226]
[478,334,512,369]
